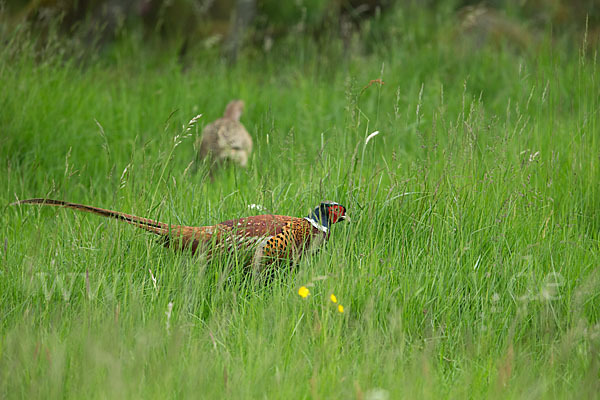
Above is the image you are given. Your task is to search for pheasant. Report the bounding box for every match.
[11,199,347,272]
[196,100,253,168]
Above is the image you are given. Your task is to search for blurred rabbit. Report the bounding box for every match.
[196,100,253,170]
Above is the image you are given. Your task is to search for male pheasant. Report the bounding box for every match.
[11,199,347,272]
[196,100,253,168]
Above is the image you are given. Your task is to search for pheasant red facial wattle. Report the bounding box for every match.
[11,199,348,272]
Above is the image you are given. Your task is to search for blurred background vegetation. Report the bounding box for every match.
[2,0,599,63]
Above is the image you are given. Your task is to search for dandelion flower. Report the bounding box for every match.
[338,305,344,313]
[330,294,338,303]
[298,286,310,298]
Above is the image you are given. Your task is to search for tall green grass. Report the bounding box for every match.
[1,6,599,399]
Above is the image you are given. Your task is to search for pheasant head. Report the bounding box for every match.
[305,201,348,232]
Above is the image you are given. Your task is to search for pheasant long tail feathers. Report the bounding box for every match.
[11,198,171,236]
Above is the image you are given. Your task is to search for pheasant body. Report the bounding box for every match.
[12,199,347,272]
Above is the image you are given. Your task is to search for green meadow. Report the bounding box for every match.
[1,5,599,399]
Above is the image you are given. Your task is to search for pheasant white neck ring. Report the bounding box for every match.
[304,217,328,233]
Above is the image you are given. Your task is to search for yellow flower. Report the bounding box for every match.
[338,305,344,313]
[330,294,337,303]
[298,286,310,298]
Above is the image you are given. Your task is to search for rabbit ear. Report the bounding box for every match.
[224,100,244,121]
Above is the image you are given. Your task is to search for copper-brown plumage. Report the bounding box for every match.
[197,100,253,168]
[11,198,347,272]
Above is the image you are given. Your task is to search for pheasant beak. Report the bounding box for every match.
[339,215,350,223]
